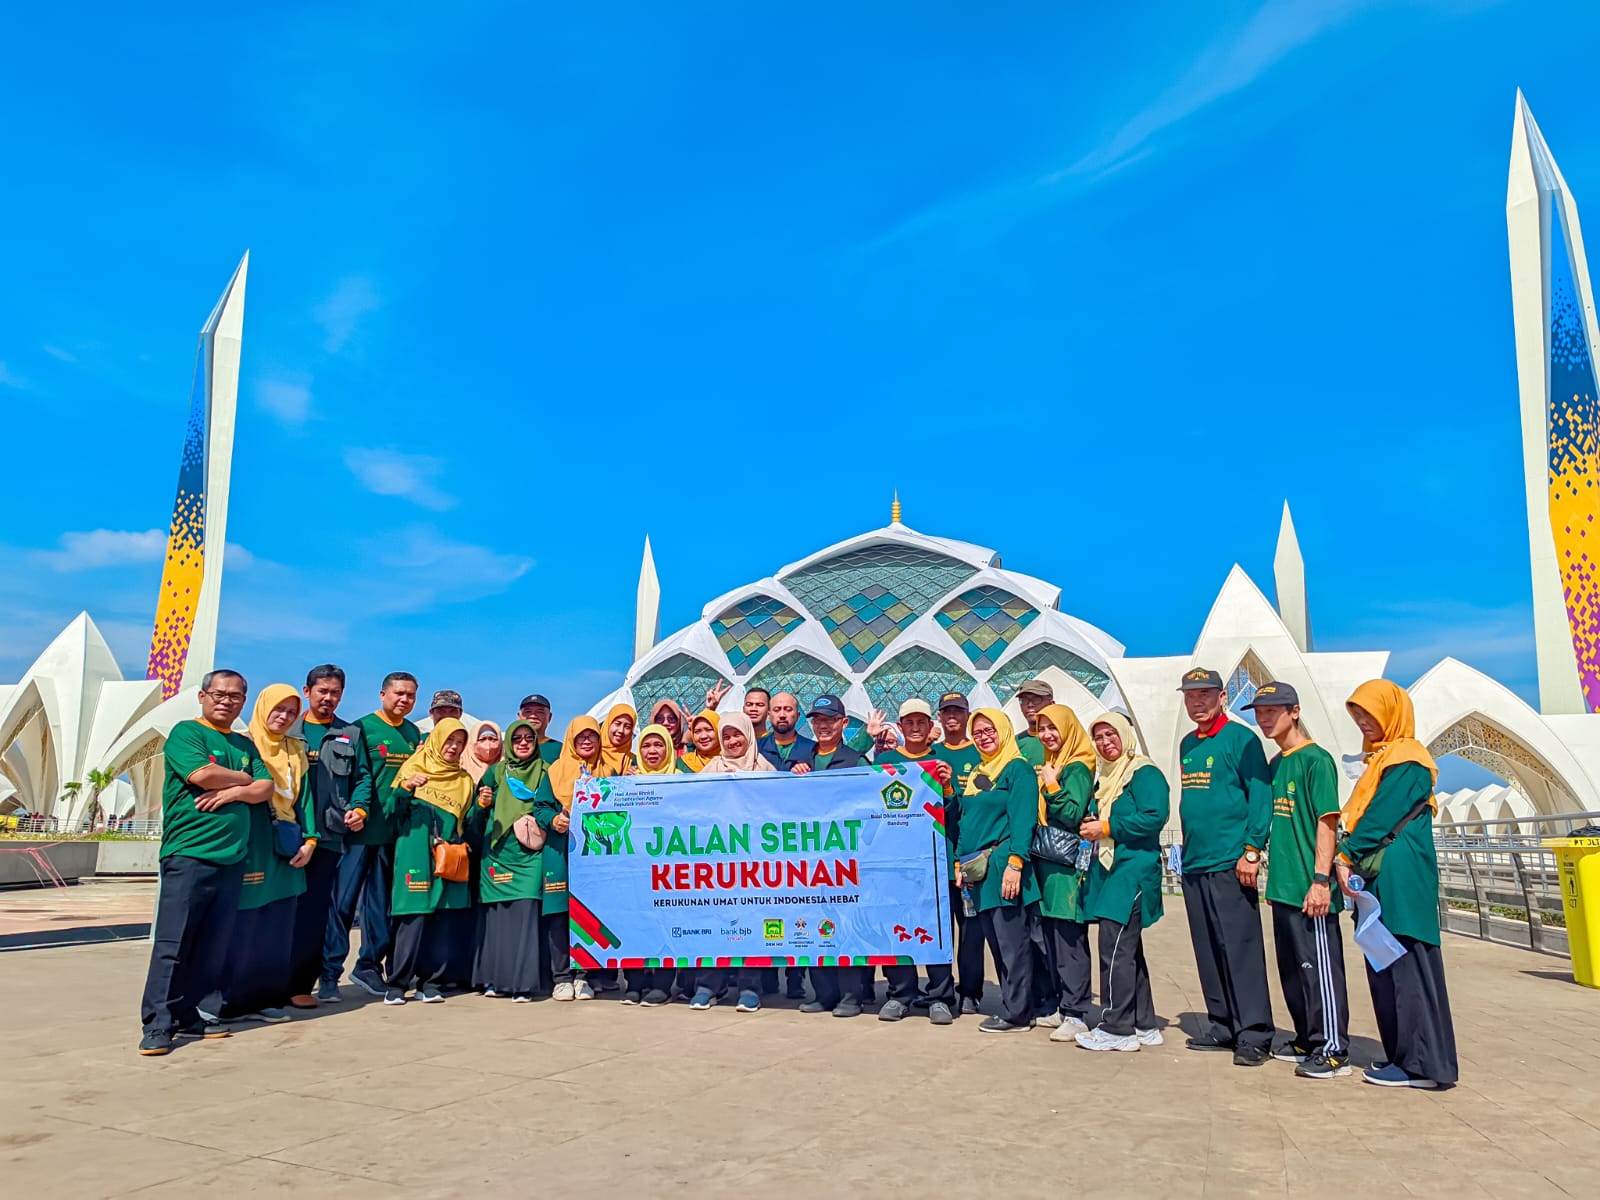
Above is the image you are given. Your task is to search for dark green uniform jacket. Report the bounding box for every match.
[1038,760,1094,921]
[237,774,315,911]
[1178,719,1271,874]
[478,764,561,904]
[390,786,477,916]
[349,713,421,846]
[1337,761,1439,943]
[1085,764,1169,929]
[954,757,1041,912]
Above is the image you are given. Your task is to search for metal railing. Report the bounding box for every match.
[0,815,162,839]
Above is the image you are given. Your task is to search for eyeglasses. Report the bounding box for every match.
[204,690,246,703]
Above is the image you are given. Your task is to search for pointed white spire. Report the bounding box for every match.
[1273,502,1310,653]
[635,535,661,663]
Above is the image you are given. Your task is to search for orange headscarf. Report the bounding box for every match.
[547,716,611,811]
[1343,680,1438,833]
[599,703,638,775]
[681,710,722,772]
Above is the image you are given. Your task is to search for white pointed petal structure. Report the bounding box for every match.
[635,535,661,664]
[1507,95,1600,715]
[0,614,198,823]
[1273,502,1310,653]
[145,252,248,700]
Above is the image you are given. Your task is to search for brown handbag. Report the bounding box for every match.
[432,839,471,882]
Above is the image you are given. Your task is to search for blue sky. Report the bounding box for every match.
[1,0,1591,742]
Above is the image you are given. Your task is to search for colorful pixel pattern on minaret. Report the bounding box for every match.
[145,254,249,699]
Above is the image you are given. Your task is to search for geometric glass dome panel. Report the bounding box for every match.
[630,653,726,726]
[935,586,1039,670]
[745,650,851,709]
[988,642,1113,701]
[781,546,977,674]
[709,594,804,676]
[863,646,977,717]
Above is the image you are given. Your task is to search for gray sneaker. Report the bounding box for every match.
[878,999,909,1022]
[350,967,386,998]
[928,1002,954,1026]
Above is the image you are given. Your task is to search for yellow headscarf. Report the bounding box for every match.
[391,717,475,822]
[548,716,608,811]
[681,710,723,772]
[1343,680,1438,834]
[964,708,1024,794]
[599,704,638,775]
[1089,712,1154,869]
[1036,703,1097,822]
[247,684,309,823]
[635,724,680,775]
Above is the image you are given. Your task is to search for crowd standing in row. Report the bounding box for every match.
[137,664,1459,1089]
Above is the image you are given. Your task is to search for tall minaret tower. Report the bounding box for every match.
[1273,501,1311,653]
[635,536,661,663]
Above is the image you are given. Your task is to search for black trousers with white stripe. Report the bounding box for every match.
[1270,900,1348,1057]
[1097,891,1156,1037]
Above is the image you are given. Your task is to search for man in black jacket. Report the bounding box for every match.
[285,664,373,1007]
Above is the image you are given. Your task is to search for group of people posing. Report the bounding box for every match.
[136,662,1459,1090]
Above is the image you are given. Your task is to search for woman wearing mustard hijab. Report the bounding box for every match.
[210,684,316,1023]
[1335,680,1457,1089]
[1034,703,1098,1039]
[681,710,722,772]
[542,716,612,1001]
[475,720,559,1001]
[954,709,1041,1033]
[600,703,638,775]
[384,719,477,1005]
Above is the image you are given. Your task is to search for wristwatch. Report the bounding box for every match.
[1243,848,1262,865]
[1312,872,1330,885]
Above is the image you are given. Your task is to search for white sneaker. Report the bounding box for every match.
[1075,1025,1140,1052]
[1038,1011,1065,1029]
[1049,1016,1090,1042]
[574,980,595,1001]
[552,982,576,1002]
[1136,1027,1164,1046]
[512,994,534,1004]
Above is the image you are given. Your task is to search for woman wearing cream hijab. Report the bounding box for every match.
[211,684,315,1023]
[699,713,775,774]
[1074,712,1168,1054]
[1334,680,1456,1089]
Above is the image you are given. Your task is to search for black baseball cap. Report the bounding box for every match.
[1242,681,1300,709]
[807,694,847,720]
[1177,668,1225,692]
[937,691,970,712]
[519,694,551,709]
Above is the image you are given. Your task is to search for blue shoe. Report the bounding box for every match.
[689,987,715,1010]
[735,990,760,1013]
[1363,1063,1438,1089]
[316,980,343,1003]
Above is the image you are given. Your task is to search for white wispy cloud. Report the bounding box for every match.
[343,448,455,510]
[313,276,380,353]
[0,361,29,390]
[31,529,258,572]
[41,344,77,363]
[256,375,314,426]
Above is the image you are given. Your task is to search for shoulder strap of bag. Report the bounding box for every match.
[1374,794,1433,851]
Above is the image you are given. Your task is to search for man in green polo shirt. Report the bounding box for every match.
[1245,681,1349,1080]
[139,670,274,1056]
[1176,667,1276,1067]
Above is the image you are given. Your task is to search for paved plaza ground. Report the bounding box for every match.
[3,883,1599,1197]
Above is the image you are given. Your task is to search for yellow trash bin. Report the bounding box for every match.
[1543,836,1600,989]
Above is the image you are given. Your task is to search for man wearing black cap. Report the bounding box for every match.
[518,694,561,764]
[1177,667,1276,1066]
[1246,682,1349,1079]
[792,694,872,1016]
[933,692,988,1013]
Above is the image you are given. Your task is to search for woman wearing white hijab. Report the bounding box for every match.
[1073,712,1169,1053]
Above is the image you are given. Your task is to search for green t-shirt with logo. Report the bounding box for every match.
[1017,731,1046,770]
[1178,720,1272,875]
[349,713,422,845]
[1265,742,1343,912]
[160,720,270,864]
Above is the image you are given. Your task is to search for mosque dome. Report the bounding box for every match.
[596,520,1126,726]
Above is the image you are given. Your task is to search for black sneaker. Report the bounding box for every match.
[1272,1042,1312,1064]
[798,1000,829,1014]
[960,997,981,1016]
[383,988,407,1006]
[138,1030,174,1056]
[1186,1035,1234,1052]
[878,999,909,1022]
[978,1016,1034,1033]
[1233,1045,1272,1068]
[640,988,670,1008]
[350,966,386,998]
[621,990,641,1006]
[419,985,445,1004]
[177,1020,230,1039]
[832,997,863,1018]
[1296,1050,1353,1080]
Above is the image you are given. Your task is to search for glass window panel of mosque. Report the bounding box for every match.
[936,586,1039,671]
[709,594,804,676]
[864,646,976,716]
[631,653,726,724]
[988,643,1111,700]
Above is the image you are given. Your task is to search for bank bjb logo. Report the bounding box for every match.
[763,919,784,940]
[580,810,634,855]
[880,779,914,811]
